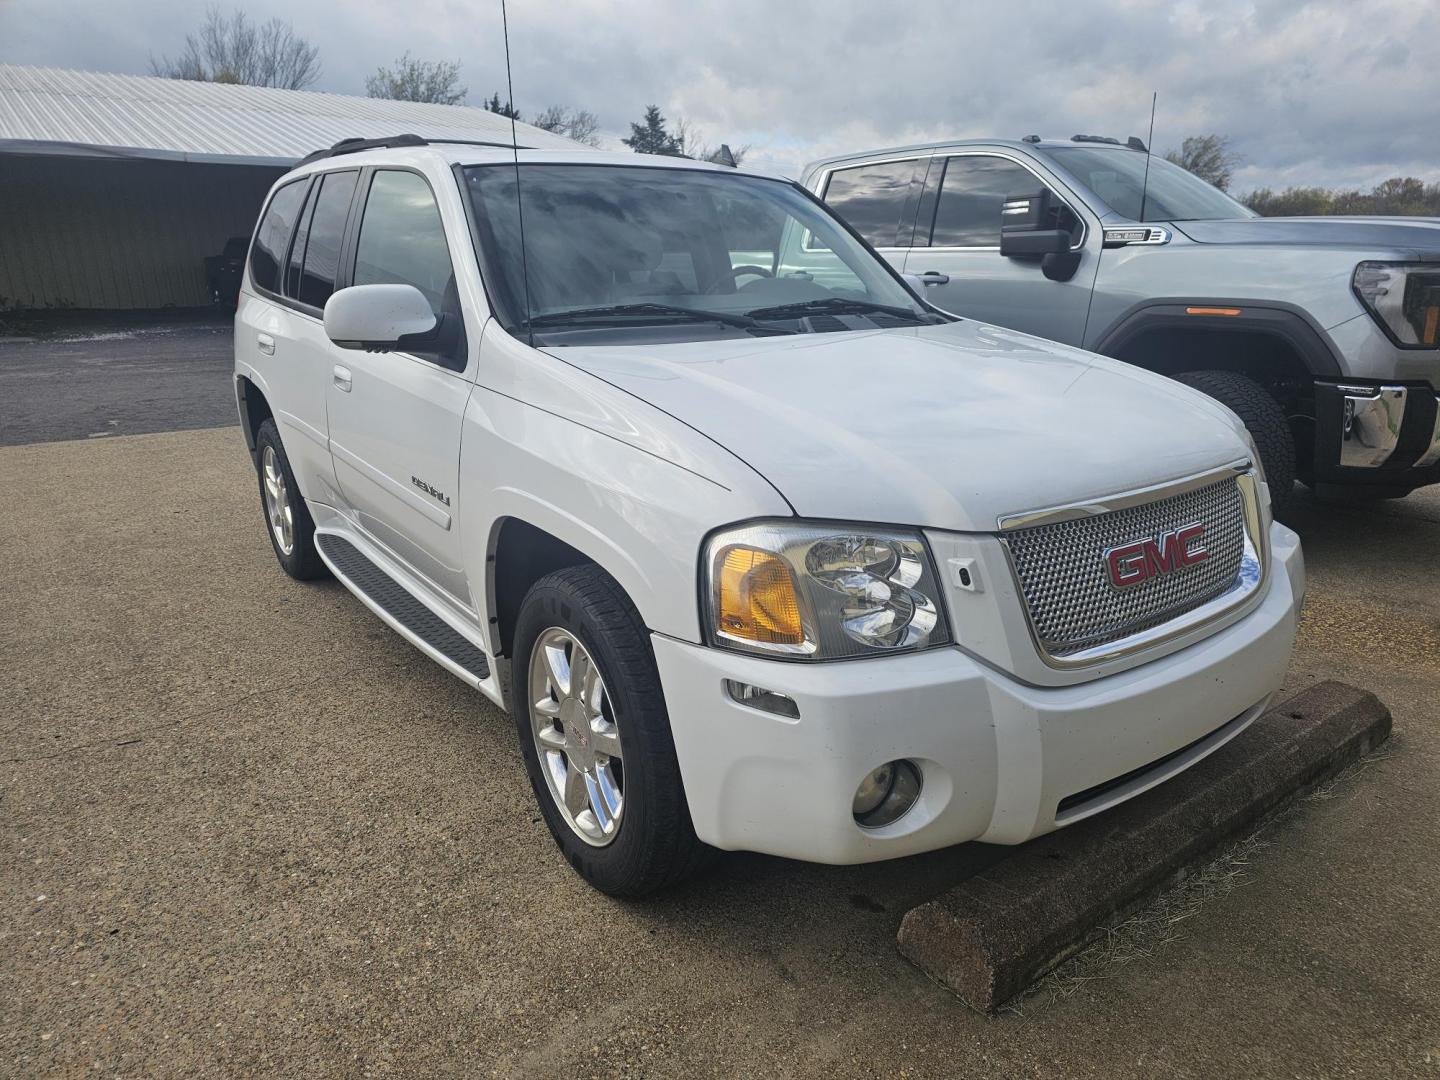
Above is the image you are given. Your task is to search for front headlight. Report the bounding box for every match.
[704,521,951,659]
[1353,262,1440,348]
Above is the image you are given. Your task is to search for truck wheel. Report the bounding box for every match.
[1173,370,1297,513]
[254,419,326,580]
[512,565,713,896]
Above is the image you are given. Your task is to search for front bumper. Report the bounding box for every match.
[653,522,1303,865]
[1314,379,1440,490]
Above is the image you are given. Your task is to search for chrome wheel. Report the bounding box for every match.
[527,627,624,847]
[261,444,295,556]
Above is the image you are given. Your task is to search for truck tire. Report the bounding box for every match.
[1173,370,1296,513]
[254,419,326,580]
[512,565,714,896]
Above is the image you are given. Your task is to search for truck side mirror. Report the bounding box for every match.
[999,190,1081,281]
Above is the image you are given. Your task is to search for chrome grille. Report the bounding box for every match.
[1004,477,1249,659]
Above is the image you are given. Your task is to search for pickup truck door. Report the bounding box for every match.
[901,152,1099,345]
[325,168,475,606]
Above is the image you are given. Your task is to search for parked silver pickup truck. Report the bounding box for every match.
[805,136,1440,509]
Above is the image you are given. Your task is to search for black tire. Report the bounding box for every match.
[512,565,714,896]
[1173,370,1297,513]
[254,419,326,580]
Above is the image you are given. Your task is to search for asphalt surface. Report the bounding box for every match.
[0,314,235,446]
[2,325,1438,1077]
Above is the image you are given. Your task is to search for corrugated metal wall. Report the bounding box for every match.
[0,155,285,309]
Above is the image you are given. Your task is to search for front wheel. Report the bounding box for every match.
[512,565,713,896]
[1173,370,1297,514]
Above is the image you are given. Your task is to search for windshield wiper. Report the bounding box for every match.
[744,297,930,322]
[524,302,792,333]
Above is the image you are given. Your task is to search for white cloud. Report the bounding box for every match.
[2,0,1436,190]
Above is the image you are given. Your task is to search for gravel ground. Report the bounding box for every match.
[1,426,1437,1078]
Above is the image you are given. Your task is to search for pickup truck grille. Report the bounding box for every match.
[1003,476,1250,661]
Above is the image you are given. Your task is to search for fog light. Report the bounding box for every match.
[852,759,922,829]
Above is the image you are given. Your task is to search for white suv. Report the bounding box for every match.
[234,135,1304,895]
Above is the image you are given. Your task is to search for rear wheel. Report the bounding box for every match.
[1173,370,1297,513]
[254,419,326,580]
[512,565,713,896]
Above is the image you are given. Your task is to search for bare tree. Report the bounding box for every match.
[366,54,466,104]
[150,8,320,90]
[1163,134,1241,191]
[531,105,602,148]
[672,117,750,165]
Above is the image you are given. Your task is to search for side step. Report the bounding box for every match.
[316,533,490,680]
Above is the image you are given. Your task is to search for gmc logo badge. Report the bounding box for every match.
[1105,523,1209,588]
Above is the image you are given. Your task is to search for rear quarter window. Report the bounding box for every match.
[249,179,309,295]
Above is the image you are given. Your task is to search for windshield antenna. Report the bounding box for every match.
[1137,91,1157,224]
[500,0,534,346]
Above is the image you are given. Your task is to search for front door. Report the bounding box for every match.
[325,168,475,606]
[903,153,1099,345]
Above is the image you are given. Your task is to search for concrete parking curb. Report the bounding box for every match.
[896,680,1392,1012]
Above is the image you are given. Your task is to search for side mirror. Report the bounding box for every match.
[324,284,439,352]
[999,190,1081,281]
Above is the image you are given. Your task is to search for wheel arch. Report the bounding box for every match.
[482,510,683,664]
[235,373,274,464]
[1090,300,1343,385]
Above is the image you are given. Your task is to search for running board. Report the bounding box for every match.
[316,533,490,681]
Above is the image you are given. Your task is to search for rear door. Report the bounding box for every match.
[325,168,475,605]
[901,152,1099,344]
[240,174,341,503]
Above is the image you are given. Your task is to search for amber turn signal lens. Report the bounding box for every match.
[715,546,805,646]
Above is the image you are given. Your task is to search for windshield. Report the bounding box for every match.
[463,164,944,345]
[1044,147,1257,222]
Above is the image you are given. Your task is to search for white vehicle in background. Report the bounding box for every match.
[234,134,1303,895]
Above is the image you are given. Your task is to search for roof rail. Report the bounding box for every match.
[292,133,530,169]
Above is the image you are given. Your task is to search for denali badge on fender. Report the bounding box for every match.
[1105,523,1209,588]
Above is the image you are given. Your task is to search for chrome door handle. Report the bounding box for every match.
[914,271,950,285]
[333,365,352,392]
[256,333,275,354]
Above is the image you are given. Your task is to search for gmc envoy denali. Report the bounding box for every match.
[234,135,1304,895]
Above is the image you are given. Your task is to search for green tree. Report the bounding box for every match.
[365,54,466,105]
[1164,134,1241,191]
[1242,177,1440,217]
[483,92,521,120]
[150,7,320,90]
[622,105,685,156]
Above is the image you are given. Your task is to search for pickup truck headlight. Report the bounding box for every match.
[1353,262,1440,348]
[704,521,950,659]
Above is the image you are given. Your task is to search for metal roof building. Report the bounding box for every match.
[0,64,574,310]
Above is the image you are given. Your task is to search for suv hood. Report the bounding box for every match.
[1173,216,1440,257]
[548,323,1249,532]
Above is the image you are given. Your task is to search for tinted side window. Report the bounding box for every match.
[297,171,359,309]
[930,157,1039,247]
[822,160,916,248]
[284,185,317,298]
[249,179,308,294]
[353,171,455,316]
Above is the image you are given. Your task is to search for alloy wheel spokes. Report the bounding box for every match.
[527,627,624,846]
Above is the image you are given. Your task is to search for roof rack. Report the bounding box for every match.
[292,133,530,168]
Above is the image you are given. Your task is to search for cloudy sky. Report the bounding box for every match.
[3,0,1437,192]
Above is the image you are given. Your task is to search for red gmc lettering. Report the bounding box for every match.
[1107,524,1208,588]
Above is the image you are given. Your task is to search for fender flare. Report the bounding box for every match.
[1089,298,1344,377]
